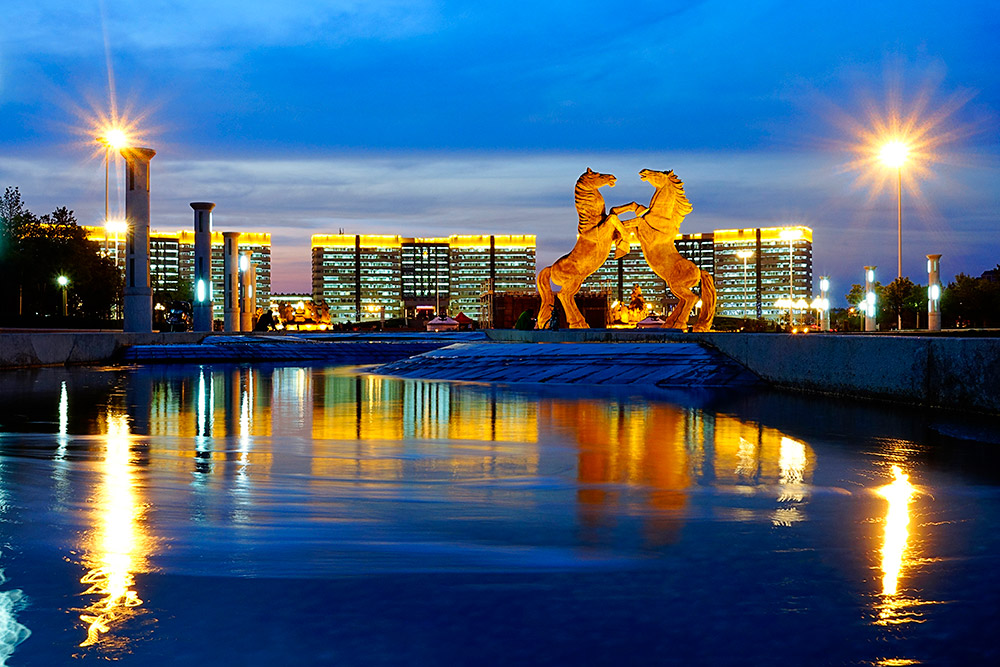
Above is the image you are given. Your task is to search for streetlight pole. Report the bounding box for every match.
[880,140,908,330]
[736,249,752,318]
[779,229,802,329]
[57,275,69,317]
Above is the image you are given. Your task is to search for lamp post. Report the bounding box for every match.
[57,275,69,317]
[880,141,908,330]
[818,276,830,331]
[864,266,877,332]
[927,254,942,331]
[779,229,802,328]
[98,128,129,244]
[736,249,753,318]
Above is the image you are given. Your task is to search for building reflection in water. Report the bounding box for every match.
[544,397,816,545]
[77,410,151,650]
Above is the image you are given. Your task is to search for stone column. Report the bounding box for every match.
[222,231,241,332]
[191,203,215,332]
[864,266,877,332]
[819,276,830,331]
[121,147,156,333]
[240,251,255,332]
[927,254,942,331]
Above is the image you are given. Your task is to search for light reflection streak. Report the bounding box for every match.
[78,412,148,649]
[874,465,920,627]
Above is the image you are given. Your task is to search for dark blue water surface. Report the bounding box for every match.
[0,363,998,665]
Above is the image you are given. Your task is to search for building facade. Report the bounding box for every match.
[713,226,813,320]
[311,234,536,323]
[85,226,272,311]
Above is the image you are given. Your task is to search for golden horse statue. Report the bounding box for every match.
[633,168,716,332]
[536,168,636,329]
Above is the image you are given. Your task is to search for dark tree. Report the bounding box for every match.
[0,188,121,322]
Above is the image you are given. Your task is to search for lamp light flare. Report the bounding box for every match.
[879,140,909,168]
[100,127,130,150]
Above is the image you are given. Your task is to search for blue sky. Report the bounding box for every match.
[1,0,998,296]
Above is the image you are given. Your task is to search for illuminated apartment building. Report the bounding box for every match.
[450,235,535,320]
[84,226,272,310]
[311,234,536,322]
[582,232,715,312]
[713,226,812,320]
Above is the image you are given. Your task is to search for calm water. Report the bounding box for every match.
[0,363,998,665]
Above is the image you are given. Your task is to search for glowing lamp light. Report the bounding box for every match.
[819,278,830,292]
[867,269,875,283]
[196,279,206,303]
[779,228,803,241]
[239,254,249,272]
[879,141,909,169]
[866,291,876,306]
[100,127,130,151]
[57,275,69,287]
[929,284,940,301]
[736,249,753,259]
[795,298,808,309]
[105,219,128,234]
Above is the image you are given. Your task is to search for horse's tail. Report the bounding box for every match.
[535,266,554,329]
[693,270,716,332]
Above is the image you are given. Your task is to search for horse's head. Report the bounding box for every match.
[639,168,692,217]
[577,167,616,190]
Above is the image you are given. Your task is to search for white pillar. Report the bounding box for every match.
[121,147,156,333]
[927,254,942,331]
[191,202,215,332]
[819,276,830,331]
[222,232,241,332]
[240,252,255,332]
[864,266,877,332]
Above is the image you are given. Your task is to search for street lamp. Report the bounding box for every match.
[98,128,130,233]
[818,276,830,331]
[863,266,877,332]
[57,275,69,317]
[736,249,753,318]
[880,140,909,330]
[779,229,802,328]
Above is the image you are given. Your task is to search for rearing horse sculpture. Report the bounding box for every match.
[633,168,716,332]
[536,168,633,329]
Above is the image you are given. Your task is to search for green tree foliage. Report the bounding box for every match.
[0,186,121,321]
[942,269,1000,328]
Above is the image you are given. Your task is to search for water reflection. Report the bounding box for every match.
[77,411,151,650]
[874,465,923,627]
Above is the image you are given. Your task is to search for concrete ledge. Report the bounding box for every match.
[0,332,209,368]
[486,329,1000,415]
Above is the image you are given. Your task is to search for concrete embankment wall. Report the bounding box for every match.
[0,332,209,368]
[488,330,1000,415]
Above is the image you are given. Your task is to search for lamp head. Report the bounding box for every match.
[879,141,909,169]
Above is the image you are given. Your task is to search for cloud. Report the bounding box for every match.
[3,148,995,296]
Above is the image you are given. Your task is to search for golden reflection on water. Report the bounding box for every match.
[874,465,924,628]
[78,411,150,649]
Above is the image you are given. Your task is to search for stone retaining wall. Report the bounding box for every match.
[0,332,208,368]
[487,330,1000,415]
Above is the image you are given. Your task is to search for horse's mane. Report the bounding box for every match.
[647,171,692,233]
[575,170,608,234]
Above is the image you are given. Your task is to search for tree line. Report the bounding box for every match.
[0,186,121,324]
[842,271,1000,330]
